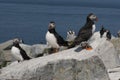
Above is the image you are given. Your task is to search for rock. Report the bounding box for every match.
[20,44,48,58]
[31,44,47,57]
[89,32,120,69]
[0,40,15,69]
[0,31,119,80]
[111,38,120,60]
[0,40,13,51]
[0,40,14,61]
[108,67,120,80]
[0,50,110,80]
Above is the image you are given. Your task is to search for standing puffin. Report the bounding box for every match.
[11,39,31,62]
[106,30,111,40]
[66,30,76,42]
[117,31,120,37]
[99,26,112,40]
[46,21,68,53]
[69,13,98,49]
[100,26,106,38]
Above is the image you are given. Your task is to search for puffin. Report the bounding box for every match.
[99,26,111,40]
[106,30,111,40]
[66,30,76,42]
[100,26,106,38]
[46,21,68,53]
[11,39,31,62]
[69,13,98,49]
[117,31,120,37]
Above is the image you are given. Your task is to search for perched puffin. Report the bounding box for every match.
[46,21,68,53]
[11,39,31,62]
[100,26,106,38]
[99,26,112,40]
[117,31,120,37]
[106,30,111,40]
[66,30,76,42]
[69,13,98,49]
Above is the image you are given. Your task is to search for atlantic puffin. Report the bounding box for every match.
[69,13,98,49]
[46,21,68,53]
[99,27,111,40]
[106,30,111,40]
[66,30,76,42]
[100,26,106,38]
[11,39,31,62]
[117,31,120,37]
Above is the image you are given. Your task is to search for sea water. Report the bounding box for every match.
[0,0,120,44]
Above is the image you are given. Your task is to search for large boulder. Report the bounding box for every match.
[31,44,47,57]
[0,40,14,61]
[111,38,120,59]
[89,32,120,69]
[0,32,119,80]
[0,49,110,80]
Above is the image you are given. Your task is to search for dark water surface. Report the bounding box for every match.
[0,0,120,44]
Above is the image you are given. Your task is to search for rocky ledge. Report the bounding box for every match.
[0,32,120,80]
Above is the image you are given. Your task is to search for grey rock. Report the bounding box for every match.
[31,44,47,57]
[108,67,120,80]
[89,32,120,69]
[18,44,47,58]
[0,52,110,80]
[0,32,120,80]
[0,40,14,61]
[111,38,120,60]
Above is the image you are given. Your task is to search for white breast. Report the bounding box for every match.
[11,46,23,61]
[102,32,107,38]
[92,24,96,33]
[46,31,59,48]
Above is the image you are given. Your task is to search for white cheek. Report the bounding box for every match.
[92,24,96,33]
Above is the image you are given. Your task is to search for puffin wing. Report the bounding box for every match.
[54,32,68,46]
[18,46,31,60]
[74,27,92,45]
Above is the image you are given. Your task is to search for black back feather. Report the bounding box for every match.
[106,30,111,40]
[13,42,31,60]
[49,28,68,46]
[100,26,106,38]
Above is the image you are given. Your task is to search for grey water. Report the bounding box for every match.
[0,0,120,45]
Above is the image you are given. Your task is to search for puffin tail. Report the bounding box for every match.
[68,42,76,49]
[62,41,69,47]
[24,55,31,60]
